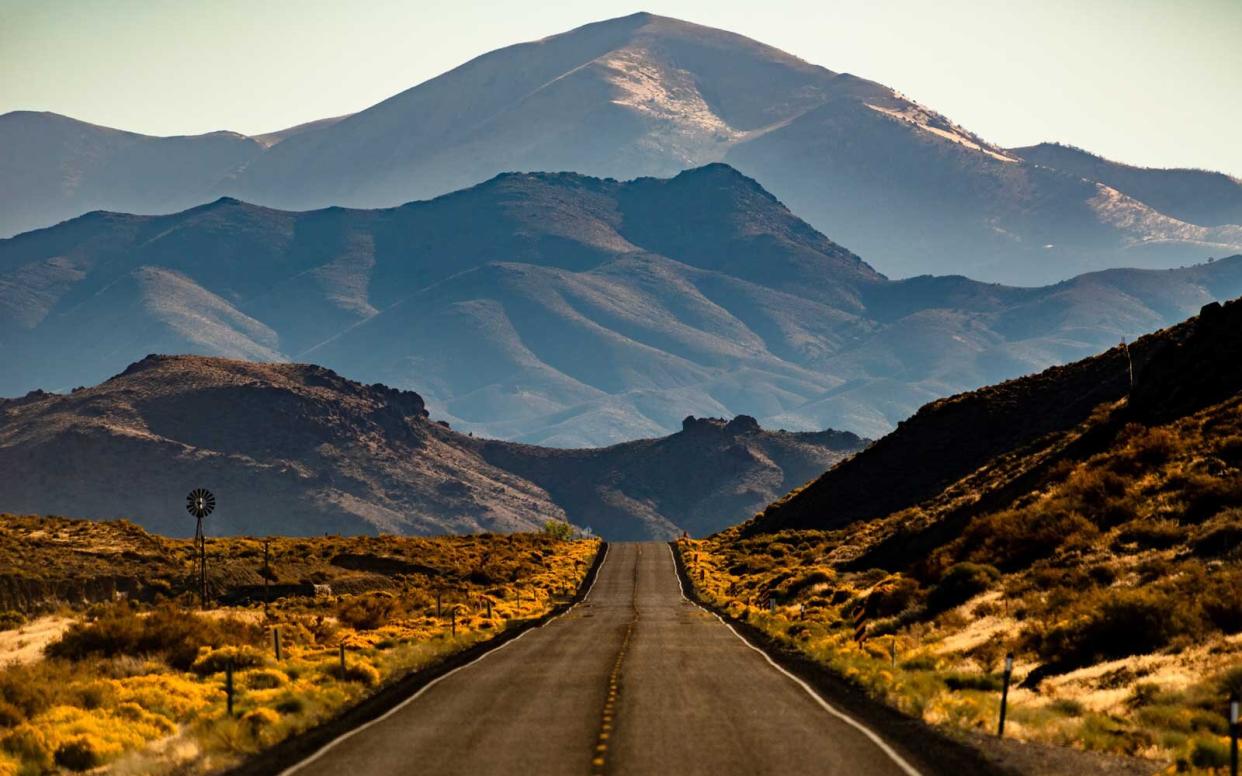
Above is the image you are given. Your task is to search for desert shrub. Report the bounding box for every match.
[190,645,268,676]
[1216,434,1242,462]
[337,593,404,630]
[927,563,999,612]
[1187,736,1230,769]
[54,736,103,772]
[48,603,263,670]
[243,668,288,689]
[1043,466,1135,528]
[777,570,834,601]
[868,576,921,617]
[540,520,574,540]
[1199,570,1242,633]
[1175,472,1242,524]
[274,696,305,715]
[1111,425,1178,472]
[1216,666,1242,698]
[243,707,280,734]
[1086,564,1116,585]
[943,672,1003,692]
[0,657,76,718]
[1191,509,1242,557]
[954,508,1098,570]
[0,724,52,771]
[899,655,939,671]
[0,700,21,728]
[1032,588,1198,670]
[1114,519,1185,549]
[1048,698,1084,717]
[0,611,25,631]
[340,662,381,687]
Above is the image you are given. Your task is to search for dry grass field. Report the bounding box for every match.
[0,516,598,774]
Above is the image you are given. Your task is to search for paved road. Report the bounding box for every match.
[285,543,919,776]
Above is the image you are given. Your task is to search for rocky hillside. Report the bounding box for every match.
[4,162,1241,446]
[3,14,1240,283]
[752,298,1239,534]
[693,298,1242,770]
[0,355,863,539]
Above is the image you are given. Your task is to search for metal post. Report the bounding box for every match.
[225,659,235,717]
[1230,692,1238,776]
[998,652,1014,737]
[195,517,207,609]
[891,636,897,668]
[436,590,442,618]
[451,608,457,637]
[486,598,492,619]
[273,627,281,661]
[339,642,346,677]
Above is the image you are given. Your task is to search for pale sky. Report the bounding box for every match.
[2,0,1240,176]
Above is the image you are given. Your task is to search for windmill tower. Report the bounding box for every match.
[186,488,215,608]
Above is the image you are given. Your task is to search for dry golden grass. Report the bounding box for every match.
[0,517,598,774]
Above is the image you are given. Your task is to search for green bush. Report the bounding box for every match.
[927,563,999,612]
[541,520,575,540]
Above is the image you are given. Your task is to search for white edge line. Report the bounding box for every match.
[279,542,610,776]
[667,544,924,776]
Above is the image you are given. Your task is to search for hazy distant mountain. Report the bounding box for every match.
[0,111,263,239]
[1012,142,1242,228]
[0,355,863,539]
[3,164,1241,445]
[3,13,1240,283]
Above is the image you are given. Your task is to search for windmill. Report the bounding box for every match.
[186,488,215,608]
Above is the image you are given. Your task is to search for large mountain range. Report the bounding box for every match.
[0,355,862,540]
[3,13,1240,284]
[3,163,1242,446]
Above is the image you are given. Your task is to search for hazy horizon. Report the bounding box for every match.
[2,0,1241,177]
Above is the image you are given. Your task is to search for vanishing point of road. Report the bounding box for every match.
[283,543,923,776]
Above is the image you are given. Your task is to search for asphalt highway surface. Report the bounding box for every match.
[284,543,922,776]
